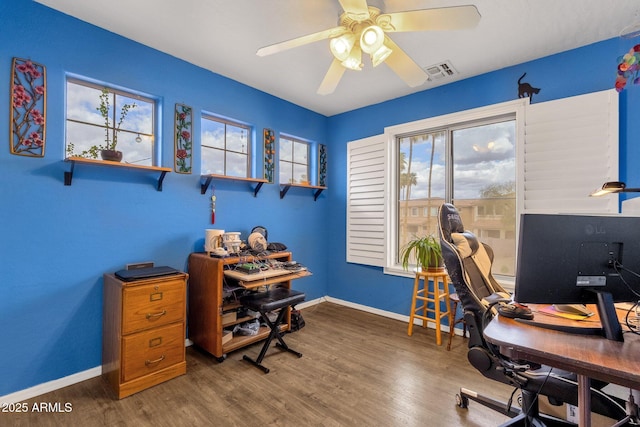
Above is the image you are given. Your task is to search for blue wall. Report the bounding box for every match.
[325,39,640,316]
[2,0,639,397]
[0,0,329,396]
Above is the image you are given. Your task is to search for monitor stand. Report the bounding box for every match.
[593,290,624,342]
[515,290,623,342]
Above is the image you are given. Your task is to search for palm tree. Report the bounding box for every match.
[400,172,417,199]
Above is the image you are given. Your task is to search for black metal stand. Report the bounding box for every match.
[242,306,302,373]
[240,288,305,373]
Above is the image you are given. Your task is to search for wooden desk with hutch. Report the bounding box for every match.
[187,252,310,361]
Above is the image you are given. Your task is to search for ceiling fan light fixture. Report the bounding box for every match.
[371,44,393,67]
[341,44,363,71]
[360,25,384,54]
[330,34,356,61]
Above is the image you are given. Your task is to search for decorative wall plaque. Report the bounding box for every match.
[174,103,192,173]
[10,58,46,157]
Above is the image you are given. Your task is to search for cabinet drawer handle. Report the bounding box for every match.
[146,310,167,319]
[145,355,165,366]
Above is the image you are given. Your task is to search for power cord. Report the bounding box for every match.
[612,261,640,335]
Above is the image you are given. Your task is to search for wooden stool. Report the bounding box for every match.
[447,292,467,351]
[407,270,451,346]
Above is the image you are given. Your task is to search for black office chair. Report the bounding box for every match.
[437,203,628,426]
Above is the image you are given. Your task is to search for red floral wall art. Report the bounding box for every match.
[10,58,46,157]
[174,103,192,173]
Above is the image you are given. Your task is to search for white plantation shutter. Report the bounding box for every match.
[346,90,620,268]
[346,135,386,266]
[523,89,618,214]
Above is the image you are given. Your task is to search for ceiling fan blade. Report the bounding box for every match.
[378,5,480,32]
[317,59,347,95]
[257,26,348,57]
[338,0,370,21]
[383,36,428,87]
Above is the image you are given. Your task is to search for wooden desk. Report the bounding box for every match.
[187,252,310,361]
[484,306,640,427]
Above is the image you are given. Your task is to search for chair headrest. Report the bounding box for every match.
[439,203,465,240]
[439,203,479,258]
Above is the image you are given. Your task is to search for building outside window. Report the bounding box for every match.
[279,135,309,184]
[201,115,250,177]
[65,79,155,165]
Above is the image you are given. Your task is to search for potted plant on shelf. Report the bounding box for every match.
[66,87,136,162]
[97,88,136,162]
[400,234,444,273]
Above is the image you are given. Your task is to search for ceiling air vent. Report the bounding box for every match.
[424,61,458,81]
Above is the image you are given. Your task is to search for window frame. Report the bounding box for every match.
[394,116,518,275]
[279,134,311,185]
[346,90,619,291]
[383,99,527,280]
[65,78,158,165]
[200,114,251,178]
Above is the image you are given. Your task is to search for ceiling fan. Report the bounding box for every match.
[256,0,481,95]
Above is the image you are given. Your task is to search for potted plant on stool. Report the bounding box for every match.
[400,234,443,272]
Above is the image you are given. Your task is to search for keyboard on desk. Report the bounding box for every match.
[224,267,294,282]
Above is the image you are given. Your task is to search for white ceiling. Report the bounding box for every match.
[36,0,640,116]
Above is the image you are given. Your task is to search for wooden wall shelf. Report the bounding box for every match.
[64,157,171,191]
[279,183,326,201]
[200,174,269,197]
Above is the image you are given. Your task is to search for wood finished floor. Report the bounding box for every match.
[2,302,515,426]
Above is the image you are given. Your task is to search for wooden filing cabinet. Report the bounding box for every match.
[102,272,188,399]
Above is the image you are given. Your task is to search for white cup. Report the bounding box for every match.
[205,229,225,252]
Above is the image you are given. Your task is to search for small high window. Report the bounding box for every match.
[201,115,250,177]
[65,79,155,165]
[279,135,309,184]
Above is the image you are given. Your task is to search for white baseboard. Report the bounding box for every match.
[325,296,459,335]
[0,366,102,404]
[296,296,325,310]
[0,296,460,402]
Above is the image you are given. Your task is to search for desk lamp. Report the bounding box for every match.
[590,181,640,197]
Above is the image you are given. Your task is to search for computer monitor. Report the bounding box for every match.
[514,213,640,341]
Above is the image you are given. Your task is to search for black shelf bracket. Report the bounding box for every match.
[313,188,324,201]
[64,161,75,186]
[200,176,213,194]
[253,181,264,197]
[280,184,291,199]
[156,171,168,192]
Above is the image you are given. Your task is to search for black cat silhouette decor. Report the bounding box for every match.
[517,72,541,101]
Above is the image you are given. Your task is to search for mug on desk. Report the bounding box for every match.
[205,229,225,253]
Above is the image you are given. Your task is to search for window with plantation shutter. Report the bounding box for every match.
[346,135,386,267]
[346,90,619,275]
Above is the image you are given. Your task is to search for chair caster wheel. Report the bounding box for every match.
[215,354,227,363]
[456,393,469,409]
